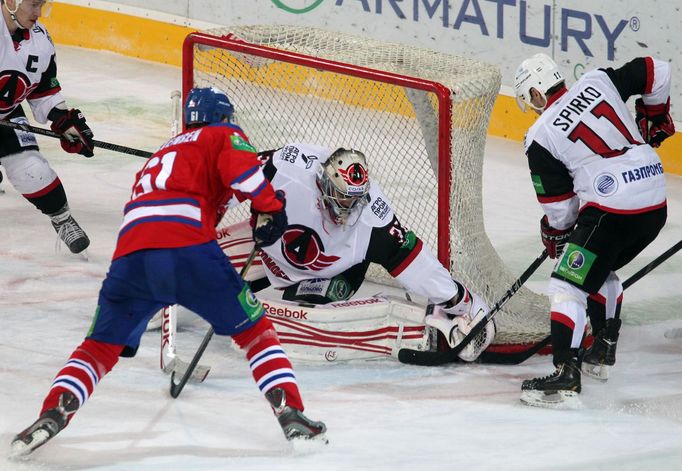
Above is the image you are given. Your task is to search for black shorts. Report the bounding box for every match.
[0,106,40,159]
[551,205,667,294]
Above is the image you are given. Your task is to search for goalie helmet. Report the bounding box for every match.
[184,87,234,127]
[317,148,370,226]
[514,53,564,113]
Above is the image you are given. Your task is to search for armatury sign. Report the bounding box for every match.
[87,0,680,120]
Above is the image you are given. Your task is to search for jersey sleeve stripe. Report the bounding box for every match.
[28,88,62,100]
[644,56,654,94]
[537,191,576,203]
[233,171,267,196]
[388,238,423,277]
[231,166,259,185]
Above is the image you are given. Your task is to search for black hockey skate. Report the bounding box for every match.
[10,392,78,458]
[581,318,621,381]
[520,358,582,409]
[50,205,90,254]
[265,388,327,443]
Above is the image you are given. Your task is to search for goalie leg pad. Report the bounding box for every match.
[262,295,433,362]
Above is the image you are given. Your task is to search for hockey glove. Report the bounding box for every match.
[540,215,572,259]
[635,98,675,148]
[49,108,95,157]
[251,190,288,249]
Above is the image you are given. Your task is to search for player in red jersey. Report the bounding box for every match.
[11,87,326,458]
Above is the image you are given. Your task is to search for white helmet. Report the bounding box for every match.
[317,148,370,226]
[513,53,564,112]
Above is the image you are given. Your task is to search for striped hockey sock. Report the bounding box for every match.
[40,339,124,421]
[233,316,303,411]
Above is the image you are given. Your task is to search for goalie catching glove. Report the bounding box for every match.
[635,98,675,148]
[251,190,288,248]
[540,215,572,259]
[49,108,95,157]
[425,285,495,362]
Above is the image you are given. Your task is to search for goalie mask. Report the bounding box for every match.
[184,87,235,127]
[317,148,370,226]
[514,53,564,113]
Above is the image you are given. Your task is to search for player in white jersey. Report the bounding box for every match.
[227,143,495,361]
[1,0,94,253]
[513,54,670,408]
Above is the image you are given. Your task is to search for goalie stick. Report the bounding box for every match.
[431,239,682,366]
[398,249,549,366]
[170,247,258,398]
[0,119,153,158]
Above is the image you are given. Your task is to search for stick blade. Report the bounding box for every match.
[397,347,456,366]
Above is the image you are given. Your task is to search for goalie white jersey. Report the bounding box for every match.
[257,143,458,305]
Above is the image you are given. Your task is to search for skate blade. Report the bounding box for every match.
[54,239,89,261]
[9,429,50,459]
[520,390,583,410]
[581,363,609,382]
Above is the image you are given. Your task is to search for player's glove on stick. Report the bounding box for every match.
[49,108,95,157]
[635,98,675,148]
[251,190,288,248]
[540,215,572,259]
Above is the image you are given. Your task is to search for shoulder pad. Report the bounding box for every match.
[274,144,322,172]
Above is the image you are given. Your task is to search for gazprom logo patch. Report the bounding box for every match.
[594,173,618,197]
[567,250,585,269]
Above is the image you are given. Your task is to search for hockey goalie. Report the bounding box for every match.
[208,142,496,363]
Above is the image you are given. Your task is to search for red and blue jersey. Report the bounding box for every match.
[112,123,281,259]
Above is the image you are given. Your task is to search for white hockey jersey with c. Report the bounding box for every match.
[0,22,64,122]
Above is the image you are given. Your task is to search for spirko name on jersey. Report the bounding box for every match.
[622,163,664,183]
[262,301,309,320]
[552,86,602,131]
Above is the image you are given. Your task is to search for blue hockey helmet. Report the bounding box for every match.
[184,87,235,127]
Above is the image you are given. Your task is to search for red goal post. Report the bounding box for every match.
[181,25,550,350]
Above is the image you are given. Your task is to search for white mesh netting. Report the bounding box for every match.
[186,25,550,345]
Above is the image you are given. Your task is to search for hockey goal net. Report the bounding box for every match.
[182,25,550,348]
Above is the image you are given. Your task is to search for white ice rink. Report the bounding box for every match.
[1,46,681,471]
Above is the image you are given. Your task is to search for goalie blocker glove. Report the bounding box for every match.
[635,98,675,148]
[251,190,288,248]
[49,108,95,157]
[540,215,572,259]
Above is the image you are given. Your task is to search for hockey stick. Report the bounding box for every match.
[478,238,682,365]
[170,247,259,398]
[398,249,549,366]
[160,305,212,383]
[0,119,153,158]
